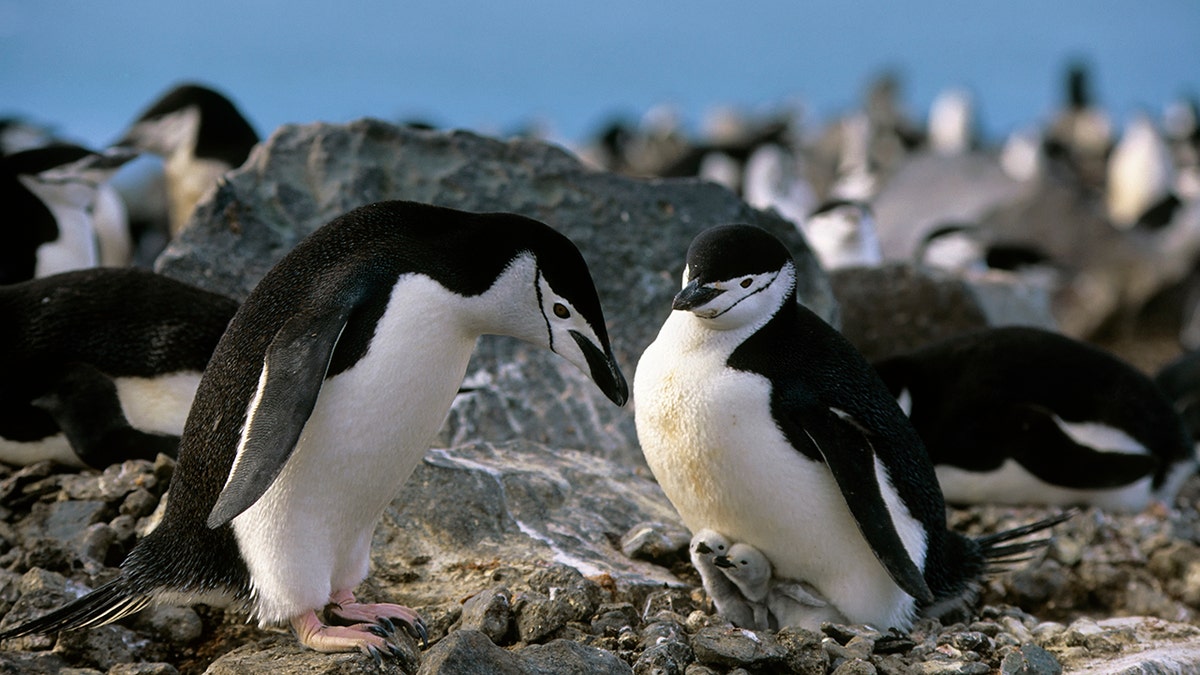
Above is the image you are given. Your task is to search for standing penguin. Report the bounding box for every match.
[0,201,628,658]
[0,267,238,468]
[1,144,136,284]
[115,83,259,234]
[874,327,1197,512]
[634,224,1065,631]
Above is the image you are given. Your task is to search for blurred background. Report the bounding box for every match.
[3,0,1197,149]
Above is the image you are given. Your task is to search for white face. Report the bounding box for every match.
[535,271,619,390]
[721,543,773,595]
[679,262,792,332]
[122,106,201,156]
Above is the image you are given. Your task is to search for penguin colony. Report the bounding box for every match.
[2,61,1200,663]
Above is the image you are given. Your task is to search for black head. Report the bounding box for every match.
[117,82,258,166]
[672,225,795,329]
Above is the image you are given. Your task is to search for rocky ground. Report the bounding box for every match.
[3,121,1200,673]
[1,455,1200,674]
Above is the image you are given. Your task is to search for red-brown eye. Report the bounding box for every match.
[553,303,570,319]
[740,278,753,288]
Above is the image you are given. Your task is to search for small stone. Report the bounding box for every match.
[527,564,603,623]
[520,638,634,675]
[776,626,829,674]
[130,605,204,644]
[592,602,639,636]
[633,640,694,675]
[512,590,568,644]
[999,643,1062,675]
[458,588,512,644]
[42,500,109,541]
[108,514,138,545]
[620,521,691,563]
[683,665,719,675]
[916,660,992,675]
[832,658,877,675]
[823,622,883,645]
[119,488,159,518]
[639,619,687,650]
[690,626,787,668]
[108,664,180,675]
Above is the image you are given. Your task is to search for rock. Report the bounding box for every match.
[620,521,691,564]
[832,263,1057,362]
[416,629,522,675]
[456,588,512,644]
[633,639,693,674]
[520,638,634,674]
[130,605,204,645]
[1000,643,1062,675]
[689,626,788,669]
[831,658,877,675]
[592,603,640,636]
[372,440,685,610]
[1043,616,1200,674]
[157,119,835,466]
[107,664,179,675]
[775,627,830,673]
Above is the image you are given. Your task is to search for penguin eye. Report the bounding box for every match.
[740,278,753,288]
[553,302,570,319]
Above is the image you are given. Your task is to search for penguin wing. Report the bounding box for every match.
[207,304,352,528]
[999,404,1158,489]
[787,403,935,604]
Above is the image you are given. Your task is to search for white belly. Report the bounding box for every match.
[231,279,479,625]
[0,434,82,468]
[634,327,918,629]
[115,371,203,436]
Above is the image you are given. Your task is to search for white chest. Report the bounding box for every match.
[633,316,920,628]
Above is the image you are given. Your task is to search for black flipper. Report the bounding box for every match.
[998,404,1157,489]
[207,304,352,528]
[794,407,935,604]
[32,362,180,467]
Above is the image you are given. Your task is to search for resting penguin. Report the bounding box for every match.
[115,82,259,234]
[634,224,1067,631]
[0,200,628,658]
[0,267,238,468]
[874,327,1198,512]
[1,144,136,284]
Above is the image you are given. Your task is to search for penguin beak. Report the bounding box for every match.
[712,555,734,569]
[569,330,629,406]
[695,541,713,555]
[673,280,724,312]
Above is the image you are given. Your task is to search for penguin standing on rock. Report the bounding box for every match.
[634,224,1067,631]
[115,82,259,234]
[0,267,238,468]
[0,201,628,659]
[873,327,1198,512]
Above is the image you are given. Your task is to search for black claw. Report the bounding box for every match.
[378,616,397,635]
[409,619,429,646]
[366,644,384,668]
[367,624,389,638]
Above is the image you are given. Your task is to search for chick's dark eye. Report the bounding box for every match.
[740,278,753,288]
[553,302,570,319]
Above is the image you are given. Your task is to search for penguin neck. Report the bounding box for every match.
[664,287,794,358]
[462,253,548,347]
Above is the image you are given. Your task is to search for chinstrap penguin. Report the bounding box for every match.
[0,267,238,468]
[801,199,882,271]
[115,82,258,234]
[634,224,1068,631]
[0,200,628,659]
[874,327,1197,512]
[0,144,136,284]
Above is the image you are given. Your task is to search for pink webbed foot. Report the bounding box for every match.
[326,588,428,646]
[291,609,404,663]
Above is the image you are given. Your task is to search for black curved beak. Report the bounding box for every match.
[695,541,713,555]
[712,555,734,569]
[673,280,724,311]
[570,330,629,406]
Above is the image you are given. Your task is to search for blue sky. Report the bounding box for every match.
[3,1,1198,149]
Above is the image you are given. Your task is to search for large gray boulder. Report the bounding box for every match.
[155,119,835,466]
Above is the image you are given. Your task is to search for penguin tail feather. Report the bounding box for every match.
[0,578,153,640]
[975,509,1078,573]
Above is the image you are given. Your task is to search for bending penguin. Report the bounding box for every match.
[0,201,628,659]
[873,326,1197,512]
[0,267,238,468]
[115,82,259,234]
[634,224,1067,631]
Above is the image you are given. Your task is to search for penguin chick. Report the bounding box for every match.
[875,327,1197,512]
[0,267,239,468]
[713,542,847,630]
[0,144,136,284]
[0,201,628,660]
[801,199,882,271]
[689,529,757,629]
[634,224,1069,631]
[115,82,258,234]
[712,542,772,630]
